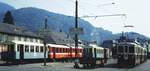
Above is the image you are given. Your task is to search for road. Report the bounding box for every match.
[0,59,150,71]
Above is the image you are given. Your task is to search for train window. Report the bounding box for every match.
[89,48,92,53]
[57,48,60,53]
[30,46,34,52]
[17,45,20,51]
[79,49,81,52]
[68,48,70,52]
[62,48,64,53]
[36,46,39,52]
[49,47,53,52]
[59,48,62,53]
[64,48,66,53]
[118,46,123,53]
[80,49,82,52]
[129,46,134,53]
[40,46,44,52]
[25,45,29,52]
[60,48,62,53]
[61,48,63,53]
[55,48,57,53]
[72,49,75,52]
[58,48,60,53]
[66,48,68,52]
[125,46,128,53]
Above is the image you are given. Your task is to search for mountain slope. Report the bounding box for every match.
[10,7,113,42]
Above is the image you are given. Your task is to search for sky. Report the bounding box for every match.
[0,0,150,37]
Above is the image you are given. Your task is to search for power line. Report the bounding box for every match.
[79,14,126,18]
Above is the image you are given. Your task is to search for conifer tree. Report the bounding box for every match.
[3,11,14,25]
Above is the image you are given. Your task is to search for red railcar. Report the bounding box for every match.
[47,44,83,61]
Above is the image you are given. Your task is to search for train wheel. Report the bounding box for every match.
[83,64,86,68]
[91,64,96,68]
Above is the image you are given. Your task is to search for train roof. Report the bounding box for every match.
[117,42,146,49]
[0,23,42,39]
[11,41,44,46]
[83,44,104,49]
[47,44,82,49]
[117,42,140,46]
[47,44,70,48]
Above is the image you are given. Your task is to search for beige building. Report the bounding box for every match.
[0,23,43,59]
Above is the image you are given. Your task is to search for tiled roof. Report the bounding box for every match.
[0,23,41,38]
[43,31,74,45]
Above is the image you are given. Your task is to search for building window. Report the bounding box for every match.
[35,39,38,43]
[24,37,27,41]
[36,46,39,52]
[17,45,20,51]
[3,34,7,42]
[30,38,33,42]
[30,46,34,52]
[18,37,21,41]
[40,40,43,43]
[25,45,29,52]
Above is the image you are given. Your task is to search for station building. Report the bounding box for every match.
[0,23,43,59]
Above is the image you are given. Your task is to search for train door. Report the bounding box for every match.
[94,48,97,59]
[18,44,24,60]
[104,48,106,59]
[94,48,97,64]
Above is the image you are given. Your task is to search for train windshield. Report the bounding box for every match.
[124,46,128,53]
[83,48,92,54]
[118,46,123,53]
[129,45,134,53]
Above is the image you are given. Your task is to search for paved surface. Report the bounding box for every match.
[0,59,150,71]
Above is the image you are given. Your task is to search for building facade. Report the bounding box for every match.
[0,23,43,59]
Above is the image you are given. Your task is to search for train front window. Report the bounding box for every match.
[17,45,20,51]
[129,46,134,53]
[125,46,128,53]
[118,46,123,53]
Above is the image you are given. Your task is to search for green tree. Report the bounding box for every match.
[2,11,14,25]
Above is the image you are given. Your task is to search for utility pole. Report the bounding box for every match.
[74,0,79,68]
[43,17,48,66]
